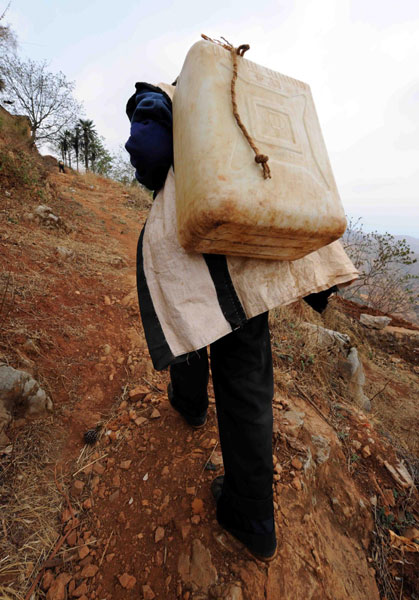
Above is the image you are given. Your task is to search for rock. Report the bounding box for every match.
[150,408,161,419]
[46,572,71,600]
[178,539,217,591]
[292,477,302,491]
[34,204,53,218]
[192,498,204,515]
[72,582,88,597]
[360,314,391,330]
[34,204,67,230]
[67,530,77,546]
[352,440,362,450]
[42,570,54,591]
[191,515,201,525]
[300,322,350,349]
[135,417,147,426]
[281,409,305,433]
[129,386,149,401]
[384,460,414,489]
[190,541,218,588]
[338,348,371,411]
[211,451,223,467]
[119,460,132,470]
[56,246,74,259]
[68,579,75,596]
[361,445,371,458]
[81,564,98,578]
[291,457,303,470]
[0,364,53,441]
[71,480,85,497]
[93,462,105,475]
[155,526,165,543]
[78,545,90,560]
[239,562,266,600]
[223,584,244,600]
[142,584,156,599]
[104,295,111,305]
[118,573,137,590]
[186,486,196,495]
[311,434,331,464]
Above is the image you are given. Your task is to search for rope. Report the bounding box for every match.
[201,34,272,180]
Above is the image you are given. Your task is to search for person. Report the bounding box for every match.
[125,81,358,561]
[58,159,65,173]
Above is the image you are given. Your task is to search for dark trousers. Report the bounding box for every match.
[170,312,274,519]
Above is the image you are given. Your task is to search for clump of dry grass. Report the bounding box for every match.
[0,422,64,598]
[269,299,354,411]
[122,184,152,211]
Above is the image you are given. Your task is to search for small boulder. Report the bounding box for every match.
[0,364,53,446]
[300,323,350,350]
[359,314,391,330]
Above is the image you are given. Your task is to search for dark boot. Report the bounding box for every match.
[211,476,277,561]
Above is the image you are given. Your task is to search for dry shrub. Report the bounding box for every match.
[122,184,152,211]
[269,300,352,408]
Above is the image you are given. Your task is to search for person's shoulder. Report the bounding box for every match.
[126,82,172,121]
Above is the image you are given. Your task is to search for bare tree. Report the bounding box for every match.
[341,218,418,316]
[0,54,82,144]
[0,3,17,92]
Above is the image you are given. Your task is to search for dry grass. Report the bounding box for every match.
[0,387,128,599]
[269,300,355,411]
[0,422,64,599]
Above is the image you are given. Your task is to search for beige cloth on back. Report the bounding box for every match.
[141,82,358,360]
[142,167,358,358]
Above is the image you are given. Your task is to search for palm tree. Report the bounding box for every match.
[58,132,69,164]
[79,119,95,171]
[71,125,81,171]
[63,129,73,168]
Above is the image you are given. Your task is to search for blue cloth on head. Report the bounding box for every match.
[125,86,173,191]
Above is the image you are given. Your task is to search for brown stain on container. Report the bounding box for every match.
[173,40,347,261]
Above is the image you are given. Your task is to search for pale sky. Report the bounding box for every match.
[4,0,419,237]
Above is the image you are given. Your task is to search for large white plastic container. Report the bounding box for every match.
[173,40,347,260]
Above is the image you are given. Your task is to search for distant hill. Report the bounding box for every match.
[393,235,419,277]
[393,234,419,255]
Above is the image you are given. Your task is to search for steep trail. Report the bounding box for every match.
[1,166,417,600]
[30,171,380,600]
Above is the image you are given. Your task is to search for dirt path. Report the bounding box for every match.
[1,169,418,600]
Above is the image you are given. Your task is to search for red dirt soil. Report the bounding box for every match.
[1,166,418,600]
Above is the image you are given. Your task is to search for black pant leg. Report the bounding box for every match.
[210,312,274,520]
[169,348,209,417]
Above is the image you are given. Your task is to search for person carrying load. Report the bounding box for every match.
[125,37,358,561]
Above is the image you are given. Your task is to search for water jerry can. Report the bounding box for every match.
[172,39,347,261]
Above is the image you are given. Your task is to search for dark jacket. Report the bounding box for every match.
[125,82,173,191]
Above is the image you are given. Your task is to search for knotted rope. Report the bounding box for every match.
[201,34,271,180]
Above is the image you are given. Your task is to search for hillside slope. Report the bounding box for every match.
[0,123,417,599]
